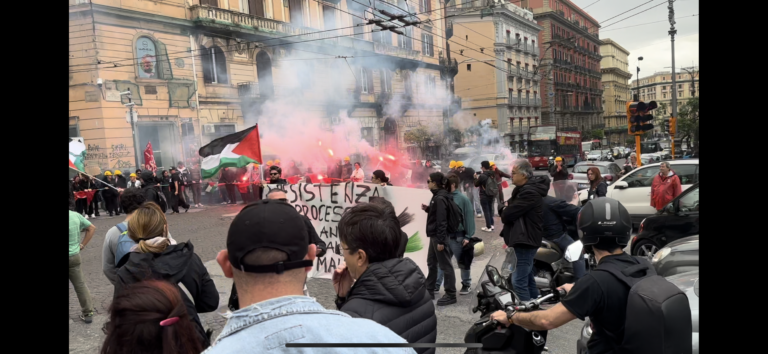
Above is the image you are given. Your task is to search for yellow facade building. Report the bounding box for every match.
[599,38,631,145]
[69,0,454,173]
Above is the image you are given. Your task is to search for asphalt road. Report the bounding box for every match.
[69,202,593,354]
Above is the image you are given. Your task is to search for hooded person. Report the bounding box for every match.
[115,202,218,349]
[333,202,437,354]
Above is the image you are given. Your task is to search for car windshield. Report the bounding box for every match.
[573,165,608,173]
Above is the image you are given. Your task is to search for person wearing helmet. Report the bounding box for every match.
[549,157,569,182]
[341,157,353,181]
[490,198,639,354]
[102,171,119,217]
[126,173,141,189]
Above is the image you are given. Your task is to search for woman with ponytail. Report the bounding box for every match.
[115,203,218,349]
[101,280,203,354]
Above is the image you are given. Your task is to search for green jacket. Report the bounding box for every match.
[451,190,475,239]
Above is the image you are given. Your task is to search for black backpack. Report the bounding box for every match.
[483,173,499,197]
[595,257,692,354]
[440,196,465,234]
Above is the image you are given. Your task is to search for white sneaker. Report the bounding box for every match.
[481,227,491,232]
[221,202,228,205]
[85,215,90,219]
[490,226,495,231]
[476,214,482,218]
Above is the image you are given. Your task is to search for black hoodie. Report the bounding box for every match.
[499,175,550,248]
[336,258,437,354]
[116,241,218,348]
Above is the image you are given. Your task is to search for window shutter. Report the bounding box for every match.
[249,0,264,17]
[155,40,173,80]
[214,47,229,84]
[200,47,213,84]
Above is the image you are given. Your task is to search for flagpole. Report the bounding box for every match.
[69,166,120,191]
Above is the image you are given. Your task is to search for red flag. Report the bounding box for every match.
[74,190,96,205]
[232,124,263,164]
[144,142,157,172]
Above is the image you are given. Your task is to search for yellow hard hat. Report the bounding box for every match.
[274,159,281,164]
[344,157,350,161]
[114,170,122,175]
[267,160,273,165]
[555,157,563,161]
[129,173,137,177]
[456,161,464,167]
[489,161,496,166]
[449,161,457,168]
[104,171,113,176]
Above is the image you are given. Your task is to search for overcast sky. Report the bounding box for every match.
[569,0,699,80]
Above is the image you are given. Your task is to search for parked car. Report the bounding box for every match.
[576,270,699,354]
[631,183,699,258]
[651,235,699,277]
[577,159,699,228]
[570,161,623,191]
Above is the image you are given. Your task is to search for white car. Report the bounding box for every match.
[577,159,699,227]
[586,151,602,161]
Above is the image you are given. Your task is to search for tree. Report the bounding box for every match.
[676,97,699,153]
[657,102,669,132]
[404,126,439,159]
[446,127,463,144]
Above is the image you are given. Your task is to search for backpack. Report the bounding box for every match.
[440,196,465,234]
[483,173,499,197]
[114,222,135,266]
[142,187,167,212]
[594,257,692,354]
[180,170,191,186]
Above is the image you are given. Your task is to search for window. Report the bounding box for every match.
[200,46,228,84]
[243,0,266,17]
[381,69,392,93]
[136,36,171,79]
[403,70,413,96]
[677,186,699,212]
[360,68,371,94]
[201,0,218,6]
[374,29,391,44]
[421,27,434,57]
[426,75,435,93]
[398,26,413,49]
[323,5,336,30]
[622,166,658,188]
[352,10,365,37]
[419,0,431,12]
[467,64,471,72]
[69,124,79,138]
[673,164,698,185]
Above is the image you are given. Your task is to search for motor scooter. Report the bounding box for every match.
[465,250,566,354]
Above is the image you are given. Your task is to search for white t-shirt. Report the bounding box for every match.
[351,168,365,182]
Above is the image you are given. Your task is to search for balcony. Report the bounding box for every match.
[509,96,520,106]
[237,82,260,99]
[533,97,541,106]
[191,5,339,43]
[531,46,539,57]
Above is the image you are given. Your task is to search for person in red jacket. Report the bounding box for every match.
[651,161,682,211]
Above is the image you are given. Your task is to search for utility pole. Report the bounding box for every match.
[121,89,141,170]
[682,66,697,97]
[668,0,678,159]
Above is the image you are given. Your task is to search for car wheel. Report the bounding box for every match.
[633,239,660,260]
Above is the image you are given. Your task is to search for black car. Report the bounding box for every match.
[631,183,699,259]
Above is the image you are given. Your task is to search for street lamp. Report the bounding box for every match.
[635,56,643,101]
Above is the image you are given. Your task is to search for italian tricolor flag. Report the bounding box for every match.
[199,125,262,179]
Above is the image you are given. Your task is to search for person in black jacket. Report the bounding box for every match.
[223,167,238,205]
[368,197,413,258]
[266,165,288,185]
[549,157,569,182]
[586,167,608,201]
[542,192,585,281]
[115,203,218,349]
[226,189,327,311]
[421,172,457,306]
[498,159,549,301]
[140,170,167,213]
[101,171,120,216]
[333,202,437,354]
[474,161,497,232]
[114,170,128,214]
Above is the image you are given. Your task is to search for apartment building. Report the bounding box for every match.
[69,0,455,172]
[449,2,543,152]
[600,38,632,145]
[630,66,700,135]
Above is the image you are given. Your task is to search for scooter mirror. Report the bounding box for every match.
[564,240,584,262]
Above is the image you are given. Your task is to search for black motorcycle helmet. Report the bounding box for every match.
[577,197,632,248]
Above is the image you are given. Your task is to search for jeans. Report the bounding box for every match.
[426,237,456,297]
[463,182,482,215]
[69,253,93,316]
[550,233,586,281]
[435,233,472,288]
[191,183,202,204]
[511,246,539,301]
[480,197,495,229]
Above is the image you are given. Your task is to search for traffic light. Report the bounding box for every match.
[664,118,670,132]
[669,116,677,135]
[629,101,658,134]
[626,101,638,135]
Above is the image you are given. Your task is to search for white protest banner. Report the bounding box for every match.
[263,183,432,279]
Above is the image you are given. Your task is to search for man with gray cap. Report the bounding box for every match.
[208,200,414,353]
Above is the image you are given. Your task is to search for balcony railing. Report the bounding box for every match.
[191,5,338,42]
[533,97,541,106]
[509,96,520,106]
[237,82,260,99]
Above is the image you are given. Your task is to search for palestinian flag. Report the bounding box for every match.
[199,125,262,179]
